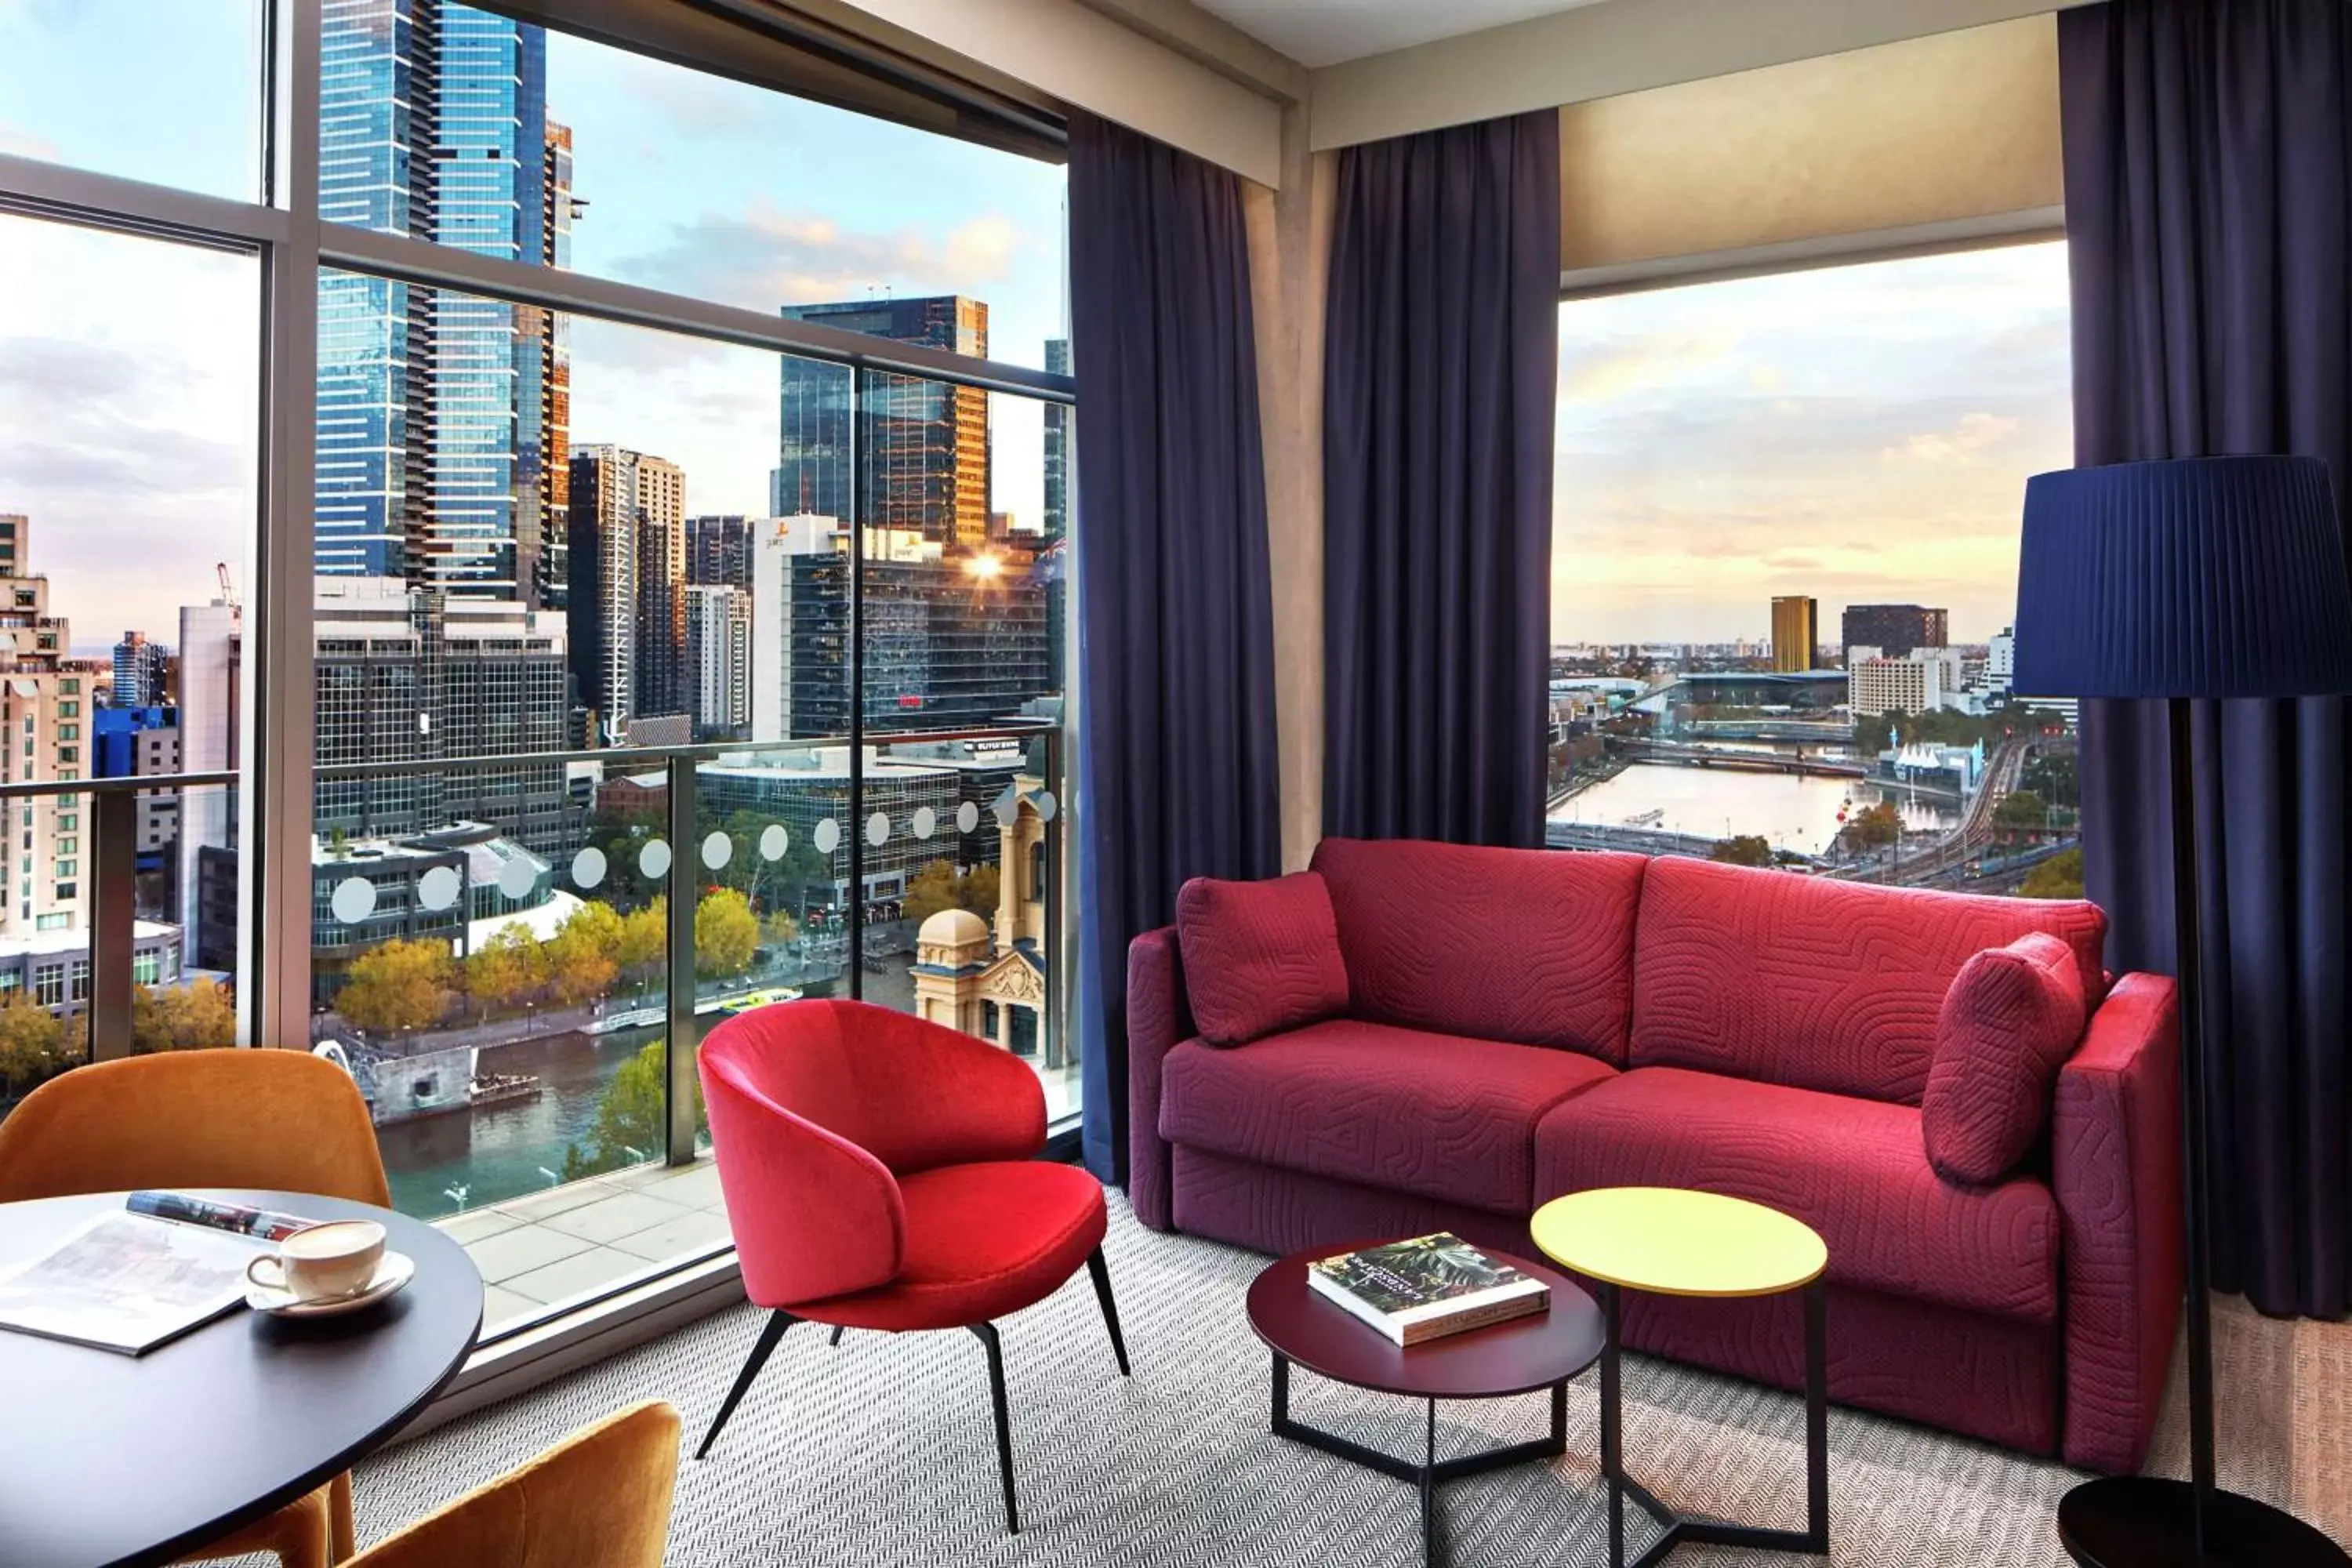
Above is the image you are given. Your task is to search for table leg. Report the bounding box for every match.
[1422,1398,1439,1566]
[1601,1281,1624,1568]
[1804,1278,1829,1553]
[1272,1351,1289,1432]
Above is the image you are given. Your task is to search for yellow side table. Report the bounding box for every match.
[1531,1187,1830,1568]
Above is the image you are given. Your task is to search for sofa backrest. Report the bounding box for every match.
[1309,837,1649,1064]
[1628,856,2108,1104]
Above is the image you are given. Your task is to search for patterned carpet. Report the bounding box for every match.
[337,1195,2092,1566]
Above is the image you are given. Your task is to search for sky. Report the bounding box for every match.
[0,2,2069,660]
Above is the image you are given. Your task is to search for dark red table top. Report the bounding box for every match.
[1247,1240,1604,1400]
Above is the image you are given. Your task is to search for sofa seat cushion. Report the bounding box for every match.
[1534,1067,2059,1323]
[1629,856,2108,1104]
[1161,1021,1617,1214]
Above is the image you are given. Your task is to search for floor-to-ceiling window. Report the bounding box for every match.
[1549,241,2082,897]
[0,0,1076,1340]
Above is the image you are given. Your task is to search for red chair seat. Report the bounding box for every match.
[798,1161,1109,1332]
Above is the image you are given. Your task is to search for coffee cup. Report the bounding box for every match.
[246,1218,388,1302]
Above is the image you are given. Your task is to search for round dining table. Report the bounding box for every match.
[0,1189,482,1568]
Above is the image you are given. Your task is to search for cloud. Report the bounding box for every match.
[1563,331,1740,405]
[1883,412,2022,466]
[0,121,58,161]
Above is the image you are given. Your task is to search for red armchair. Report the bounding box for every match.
[695,999,1127,1534]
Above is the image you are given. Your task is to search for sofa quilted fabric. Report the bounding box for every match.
[1535,1067,2060,1323]
[1160,1020,1617,1213]
[1628,856,2108,1104]
[1923,931,2089,1185]
[1174,872,1349,1046]
[1310,837,1647,1062]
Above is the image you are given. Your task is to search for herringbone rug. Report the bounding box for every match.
[338,1195,2088,1566]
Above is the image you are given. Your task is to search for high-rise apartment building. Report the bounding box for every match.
[1769,595,1818,673]
[568,445,687,735]
[1849,648,1965,718]
[1043,338,1069,543]
[1840,603,1949,663]
[111,630,172,707]
[771,296,993,547]
[685,585,753,739]
[686,514,756,588]
[314,1,572,606]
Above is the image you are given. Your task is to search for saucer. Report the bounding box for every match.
[247,1251,416,1318]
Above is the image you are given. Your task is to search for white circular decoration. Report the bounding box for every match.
[812,818,840,855]
[639,839,672,880]
[1036,790,1059,823]
[911,806,938,840]
[329,876,376,927]
[571,847,607,889]
[759,824,788,862]
[956,801,980,835]
[702,831,733,870]
[416,865,463,912]
[866,811,890,848]
[496,856,538,902]
[993,796,1019,829]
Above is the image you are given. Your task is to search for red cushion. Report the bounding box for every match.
[796,1160,1108,1332]
[1175,873,1350,1046]
[1311,839,1647,1062]
[1160,1020,1617,1213]
[1629,856,2107,1103]
[1923,933,2088,1185]
[1534,1066,2060,1323]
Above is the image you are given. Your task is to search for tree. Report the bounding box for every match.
[544,902,622,1006]
[902,860,961,926]
[760,910,801,950]
[464,924,546,1015]
[0,992,69,1099]
[1710,834,1775,868]
[1994,789,2051,832]
[618,897,667,984]
[336,937,454,1033]
[131,978,237,1053]
[1840,801,1902,852]
[962,865,1001,917]
[695,887,758,978]
[2020,847,2085,900]
[2021,749,2078,809]
[561,1039,705,1181]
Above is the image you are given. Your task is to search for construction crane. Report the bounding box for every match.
[216,561,238,606]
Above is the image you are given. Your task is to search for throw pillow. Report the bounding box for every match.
[1922,931,2089,1185]
[1174,872,1350,1047]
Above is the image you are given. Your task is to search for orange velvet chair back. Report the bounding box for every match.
[345,1402,681,1568]
[0,1049,391,1207]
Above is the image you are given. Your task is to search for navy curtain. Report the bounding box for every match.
[2060,0,2352,1317]
[1323,110,1561,847]
[1068,112,1283,1182]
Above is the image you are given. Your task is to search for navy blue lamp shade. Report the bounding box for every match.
[2013,456,2352,699]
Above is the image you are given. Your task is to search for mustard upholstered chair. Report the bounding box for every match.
[343,1402,681,1568]
[0,1048,395,1567]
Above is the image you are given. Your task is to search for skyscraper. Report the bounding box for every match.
[1840,604,1950,663]
[685,585,753,739]
[1770,596,1818,673]
[314,1,568,605]
[111,630,171,707]
[1043,337,1069,543]
[686,514,756,588]
[568,445,687,735]
[771,296,992,546]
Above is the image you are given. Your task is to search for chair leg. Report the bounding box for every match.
[1084,1245,1131,1377]
[970,1321,1020,1534]
[696,1309,797,1461]
[328,1471,354,1561]
[829,1324,845,1348]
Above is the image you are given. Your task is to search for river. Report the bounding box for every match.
[1552,763,1960,858]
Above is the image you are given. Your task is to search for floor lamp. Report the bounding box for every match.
[2015,455,2352,1568]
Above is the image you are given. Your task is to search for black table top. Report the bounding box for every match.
[1247,1241,1605,1400]
[0,1189,482,1568]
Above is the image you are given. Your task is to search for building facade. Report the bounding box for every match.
[1769,595,1818,673]
[1840,603,1950,662]
[686,514,756,589]
[686,584,753,739]
[568,445,687,735]
[1043,337,1069,543]
[1849,648,1962,717]
[111,631,172,707]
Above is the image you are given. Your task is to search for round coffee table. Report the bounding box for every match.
[1531,1186,1830,1568]
[1247,1240,1604,1567]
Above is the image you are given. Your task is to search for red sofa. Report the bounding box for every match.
[1127,838,2183,1472]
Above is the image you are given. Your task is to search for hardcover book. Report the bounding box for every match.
[1306,1233,1550,1346]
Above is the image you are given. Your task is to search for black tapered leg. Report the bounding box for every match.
[1421,1398,1439,1566]
[1084,1246,1131,1376]
[971,1321,1020,1534]
[1804,1278,1829,1553]
[696,1309,797,1461]
[829,1324,845,1348]
[1600,1282,1624,1568]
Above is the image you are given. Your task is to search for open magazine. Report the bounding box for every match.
[0,1209,264,1355]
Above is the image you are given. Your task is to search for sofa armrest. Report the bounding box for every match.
[2053,970,2183,1473]
[1126,926,1193,1230]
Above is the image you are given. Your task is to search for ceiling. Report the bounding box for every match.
[1189,0,1615,68]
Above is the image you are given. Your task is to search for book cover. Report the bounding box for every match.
[0,1210,260,1356]
[1306,1233,1550,1345]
